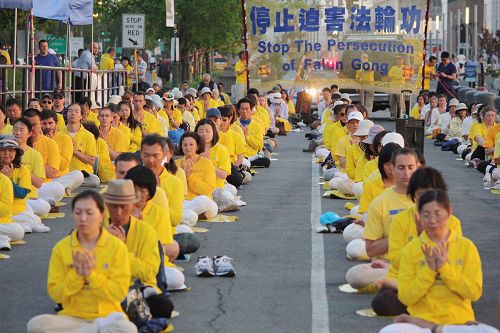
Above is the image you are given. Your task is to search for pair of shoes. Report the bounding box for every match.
[195,256,235,277]
[0,237,11,251]
[18,223,32,233]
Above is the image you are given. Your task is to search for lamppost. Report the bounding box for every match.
[465,6,469,58]
[436,15,440,58]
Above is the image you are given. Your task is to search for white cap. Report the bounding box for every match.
[381,132,405,147]
[200,87,212,96]
[268,92,283,104]
[146,88,155,94]
[456,103,467,111]
[333,100,345,108]
[347,111,363,122]
[354,120,374,136]
[107,95,122,106]
[448,98,459,107]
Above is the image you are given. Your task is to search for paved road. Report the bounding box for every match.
[1,123,499,333]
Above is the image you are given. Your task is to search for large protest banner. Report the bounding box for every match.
[243,0,430,94]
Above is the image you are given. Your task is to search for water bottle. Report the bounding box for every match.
[483,173,492,190]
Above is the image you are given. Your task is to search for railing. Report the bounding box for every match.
[0,64,128,108]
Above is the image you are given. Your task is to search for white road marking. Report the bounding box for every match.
[311,162,331,333]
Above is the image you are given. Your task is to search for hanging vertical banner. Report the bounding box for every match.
[244,0,429,93]
[165,0,175,27]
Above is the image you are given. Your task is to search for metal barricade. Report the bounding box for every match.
[0,64,128,109]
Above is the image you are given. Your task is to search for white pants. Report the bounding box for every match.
[53,171,85,193]
[13,205,44,226]
[328,173,349,190]
[38,182,65,205]
[81,174,100,188]
[315,147,330,159]
[176,225,193,234]
[350,205,360,216]
[27,314,137,333]
[346,263,388,290]
[181,209,198,227]
[242,158,251,168]
[343,224,365,243]
[337,179,354,195]
[165,267,185,291]
[346,239,368,260]
[224,183,237,197]
[0,223,25,242]
[380,323,499,333]
[27,199,51,216]
[353,182,364,198]
[183,195,218,218]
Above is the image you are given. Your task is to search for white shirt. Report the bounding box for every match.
[420,103,431,120]
[462,117,477,137]
[429,108,441,128]
[318,100,330,119]
[440,112,453,134]
[270,102,288,119]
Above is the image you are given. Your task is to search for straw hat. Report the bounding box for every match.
[103,179,139,204]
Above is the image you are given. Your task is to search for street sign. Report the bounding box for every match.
[165,0,175,28]
[46,34,67,54]
[170,37,179,61]
[122,14,145,49]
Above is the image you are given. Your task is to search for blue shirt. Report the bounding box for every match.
[436,62,457,96]
[34,53,60,91]
[75,49,95,78]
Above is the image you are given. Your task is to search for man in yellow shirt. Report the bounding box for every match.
[346,148,420,290]
[6,99,22,126]
[98,106,126,160]
[140,135,201,258]
[40,109,84,194]
[388,56,405,118]
[235,97,270,168]
[104,179,175,317]
[133,91,162,135]
[423,56,437,91]
[233,51,248,102]
[99,48,115,70]
[60,103,100,187]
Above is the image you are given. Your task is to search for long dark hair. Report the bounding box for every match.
[195,118,219,146]
[164,137,178,175]
[118,101,140,130]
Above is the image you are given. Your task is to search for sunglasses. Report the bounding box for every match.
[42,100,52,104]
[54,96,64,100]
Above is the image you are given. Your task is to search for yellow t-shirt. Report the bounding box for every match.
[356,63,375,84]
[331,123,348,156]
[53,132,73,176]
[34,135,60,180]
[48,229,130,320]
[387,205,462,281]
[103,127,127,154]
[354,154,370,183]
[485,123,500,149]
[410,104,421,120]
[208,143,231,188]
[86,111,99,126]
[358,173,385,214]
[61,125,97,174]
[158,169,185,227]
[175,156,216,200]
[0,124,12,134]
[257,105,271,130]
[235,59,247,84]
[117,123,131,150]
[335,134,355,159]
[142,201,173,245]
[423,63,436,91]
[494,133,500,166]
[134,111,162,135]
[287,100,296,115]
[362,158,379,182]
[11,165,32,215]
[364,187,414,257]
[398,231,482,324]
[99,53,115,71]
[345,143,363,180]
[323,123,335,151]
[468,122,488,150]
[21,147,46,198]
[194,99,219,120]
[96,137,114,182]
[234,120,264,157]
[56,113,66,132]
[0,173,13,223]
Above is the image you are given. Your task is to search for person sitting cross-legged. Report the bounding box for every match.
[27,190,136,333]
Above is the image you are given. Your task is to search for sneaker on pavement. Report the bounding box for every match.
[195,256,215,277]
[31,223,50,233]
[492,181,500,191]
[213,256,235,277]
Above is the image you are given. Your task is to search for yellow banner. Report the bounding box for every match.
[245,0,429,94]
